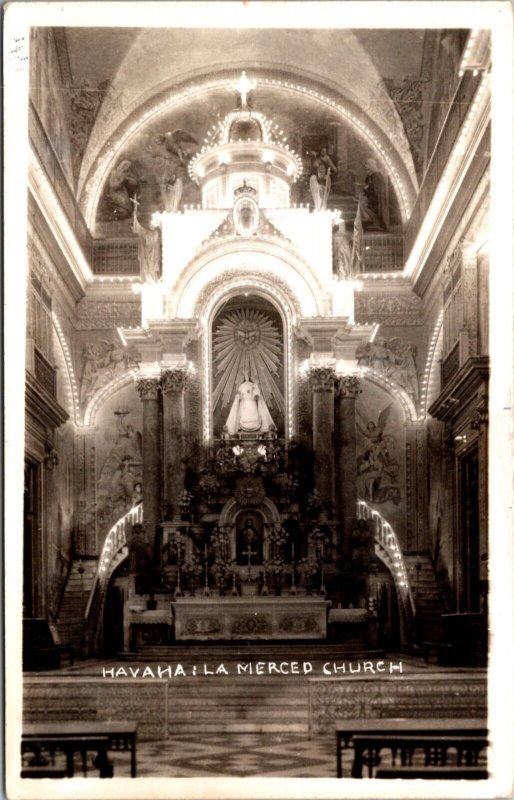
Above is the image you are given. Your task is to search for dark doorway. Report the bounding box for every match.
[103,571,127,656]
[24,461,40,617]
[460,448,480,612]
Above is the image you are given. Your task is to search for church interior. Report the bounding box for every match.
[14,18,502,785]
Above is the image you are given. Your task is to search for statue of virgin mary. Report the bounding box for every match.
[225,376,275,435]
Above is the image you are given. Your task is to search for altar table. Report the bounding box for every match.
[172,596,330,640]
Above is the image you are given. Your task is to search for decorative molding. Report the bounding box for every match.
[354,292,423,326]
[76,300,141,330]
[25,372,69,430]
[193,267,302,320]
[383,75,429,176]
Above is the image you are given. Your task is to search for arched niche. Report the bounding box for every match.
[211,294,286,439]
[199,280,297,443]
[219,496,281,564]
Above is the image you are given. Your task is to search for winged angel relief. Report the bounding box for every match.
[213,309,284,436]
[147,129,199,212]
[356,403,401,505]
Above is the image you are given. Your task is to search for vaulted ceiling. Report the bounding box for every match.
[51,27,467,235]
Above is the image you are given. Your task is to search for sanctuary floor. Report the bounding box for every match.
[107,733,336,778]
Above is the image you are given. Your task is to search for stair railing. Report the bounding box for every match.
[357,500,416,619]
[84,503,143,655]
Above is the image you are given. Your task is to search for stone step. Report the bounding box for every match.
[168,722,308,734]
[168,706,308,720]
[168,694,308,706]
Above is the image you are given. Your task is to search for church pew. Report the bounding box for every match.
[375,766,488,779]
[351,733,487,778]
[335,717,487,778]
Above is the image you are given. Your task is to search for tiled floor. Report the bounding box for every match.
[22,732,488,779]
[112,734,336,778]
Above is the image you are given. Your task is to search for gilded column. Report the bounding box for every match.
[136,376,162,554]
[309,365,336,512]
[161,367,189,520]
[335,375,361,547]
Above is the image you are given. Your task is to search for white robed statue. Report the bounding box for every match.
[225,376,275,435]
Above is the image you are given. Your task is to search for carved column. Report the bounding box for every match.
[335,375,361,549]
[161,367,189,521]
[309,365,336,512]
[136,377,162,554]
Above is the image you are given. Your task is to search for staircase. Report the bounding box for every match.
[404,554,446,644]
[54,559,97,653]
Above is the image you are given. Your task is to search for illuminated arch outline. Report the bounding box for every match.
[80,71,417,229]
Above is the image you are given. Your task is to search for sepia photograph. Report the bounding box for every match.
[4,2,513,798]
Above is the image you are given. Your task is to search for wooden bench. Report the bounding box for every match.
[22,721,137,778]
[351,734,487,778]
[23,618,74,671]
[375,766,488,779]
[335,717,487,778]
[22,734,112,778]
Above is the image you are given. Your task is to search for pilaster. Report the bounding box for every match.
[161,367,189,521]
[309,365,336,512]
[334,375,361,552]
[136,376,162,555]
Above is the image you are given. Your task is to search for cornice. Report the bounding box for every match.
[25,372,69,430]
[428,356,489,423]
[406,70,490,289]
[28,146,93,294]
[28,196,86,306]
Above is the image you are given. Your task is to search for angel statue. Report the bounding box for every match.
[225,375,275,436]
[105,159,139,220]
[147,129,199,213]
[131,195,160,282]
[309,147,337,211]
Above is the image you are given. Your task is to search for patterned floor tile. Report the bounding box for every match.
[104,734,337,778]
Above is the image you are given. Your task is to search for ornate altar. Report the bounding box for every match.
[172,597,330,641]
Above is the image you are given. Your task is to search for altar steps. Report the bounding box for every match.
[113,643,383,734]
[119,642,382,663]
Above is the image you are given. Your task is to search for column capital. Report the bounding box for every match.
[136,376,161,401]
[336,374,361,399]
[161,366,189,394]
[309,364,337,392]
